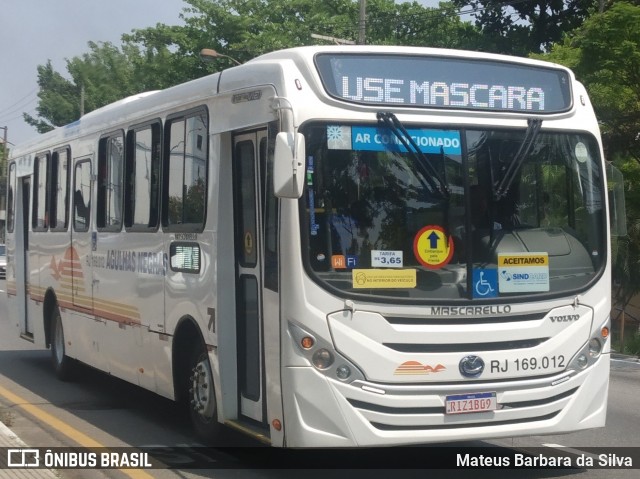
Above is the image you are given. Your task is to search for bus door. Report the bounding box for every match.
[16,177,32,336]
[232,129,270,424]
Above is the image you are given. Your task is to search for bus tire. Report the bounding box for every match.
[188,347,221,443]
[50,306,75,381]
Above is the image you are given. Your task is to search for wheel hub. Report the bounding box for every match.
[190,358,215,419]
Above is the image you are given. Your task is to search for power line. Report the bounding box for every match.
[0,110,37,124]
[0,87,37,113]
[0,95,38,122]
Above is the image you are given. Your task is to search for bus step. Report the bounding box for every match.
[19,333,34,343]
[224,419,271,445]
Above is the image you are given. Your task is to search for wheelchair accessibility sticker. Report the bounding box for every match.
[472,268,498,298]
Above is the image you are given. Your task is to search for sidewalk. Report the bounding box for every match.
[0,421,59,479]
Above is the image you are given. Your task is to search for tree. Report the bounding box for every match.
[67,42,137,114]
[541,2,640,164]
[611,159,640,350]
[24,42,139,132]
[365,0,482,48]
[121,23,210,90]
[129,0,482,61]
[24,61,81,133]
[24,1,484,130]
[449,0,595,55]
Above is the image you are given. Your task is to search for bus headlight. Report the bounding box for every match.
[568,319,609,372]
[289,322,364,383]
[312,349,334,369]
[575,354,588,369]
[336,365,352,380]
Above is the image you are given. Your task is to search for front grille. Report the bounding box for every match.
[501,387,578,409]
[348,399,442,415]
[383,337,548,353]
[348,387,578,415]
[384,311,547,326]
[370,411,560,431]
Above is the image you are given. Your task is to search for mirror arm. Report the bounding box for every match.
[272,96,306,199]
[272,96,298,157]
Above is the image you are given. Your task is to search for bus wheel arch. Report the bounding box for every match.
[172,316,222,443]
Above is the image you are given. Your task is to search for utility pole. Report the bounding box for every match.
[1,126,6,160]
[1,126,7,174]
[0,126,7,240]
[80,84,85,117]
[358,0,366,45]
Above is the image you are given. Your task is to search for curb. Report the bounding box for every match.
[0,421,59,478]
[611,353,640,362]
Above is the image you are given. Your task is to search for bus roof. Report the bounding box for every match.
[249,45,572,72]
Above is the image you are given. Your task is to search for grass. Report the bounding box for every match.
[613,331,640,356]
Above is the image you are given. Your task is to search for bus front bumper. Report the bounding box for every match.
[281,354,609,447]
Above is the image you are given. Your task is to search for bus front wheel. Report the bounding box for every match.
[188,348,221,443]
[50,307,75,381]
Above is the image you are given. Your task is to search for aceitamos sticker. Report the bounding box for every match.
[498,252,549,293]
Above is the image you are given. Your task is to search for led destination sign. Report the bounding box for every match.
[315,53,572,113]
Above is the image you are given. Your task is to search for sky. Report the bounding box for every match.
[0,0,441,147]
[0,0,187,146]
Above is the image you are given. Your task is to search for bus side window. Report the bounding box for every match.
[125,122,161,231]
[50,147,71,231]
[163,109,208,230]
[7,162,16,233]
[33,153,50,231]
[97,133,124,231]
[73,161,91,232]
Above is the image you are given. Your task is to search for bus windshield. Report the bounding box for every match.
[302,122,606,301]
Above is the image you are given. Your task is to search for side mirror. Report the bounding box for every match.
[273,132,305,198]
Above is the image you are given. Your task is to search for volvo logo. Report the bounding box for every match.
[459,355,485,378]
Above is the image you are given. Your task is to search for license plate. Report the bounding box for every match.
[445,392,497,415]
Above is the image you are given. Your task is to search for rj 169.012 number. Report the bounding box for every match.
[490,355,565,373]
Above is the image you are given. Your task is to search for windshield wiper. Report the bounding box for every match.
[376,112,450,199]
[493,118,542,200]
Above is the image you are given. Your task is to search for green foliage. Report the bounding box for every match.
[611,158,640,309]
[450,0,595,55]
[68,42,136,111]
[615,330,640,356]
[625,332,640,356]
[24,61,80,133]
[542,2,640,163]
[122,23,209,89]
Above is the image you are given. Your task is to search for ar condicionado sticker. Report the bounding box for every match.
[413,225,454,269]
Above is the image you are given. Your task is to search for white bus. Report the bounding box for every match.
[5,46,625,447]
